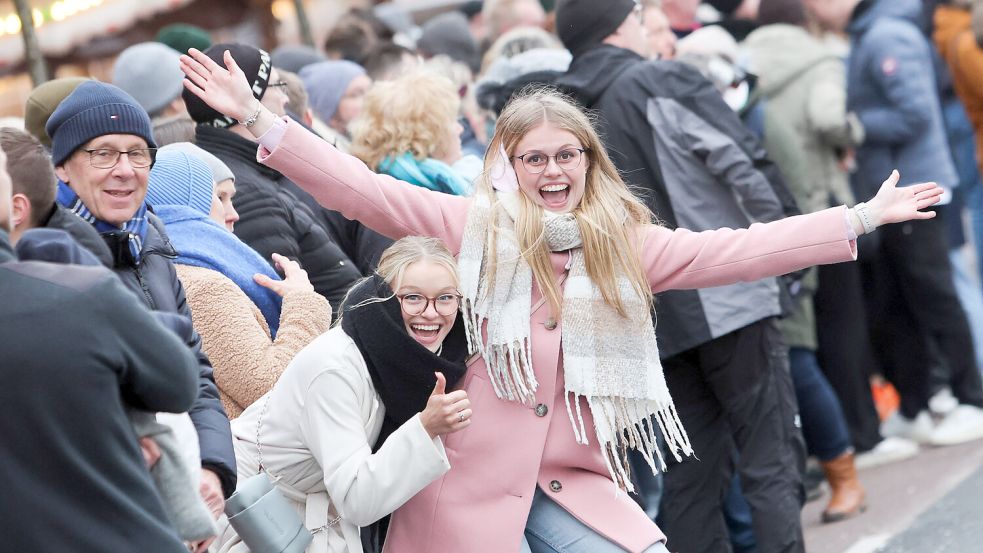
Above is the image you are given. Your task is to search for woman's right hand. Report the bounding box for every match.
[179,48,257,123]
[421,372,471,439]
[254,253,315,297]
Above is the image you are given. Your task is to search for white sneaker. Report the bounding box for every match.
[854,437,919,470]
[929,387,959,416]
[928,405,983,446]
[881,410,934,444]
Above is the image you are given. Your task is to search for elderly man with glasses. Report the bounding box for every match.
[46,80,236,549]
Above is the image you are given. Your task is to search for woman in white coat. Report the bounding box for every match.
[217,236,472,553]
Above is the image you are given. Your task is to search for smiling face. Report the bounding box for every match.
[512,122,589,214]
[395,259,460,352]
[54,134,149,226]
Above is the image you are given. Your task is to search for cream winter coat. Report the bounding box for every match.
[216,326,451,553]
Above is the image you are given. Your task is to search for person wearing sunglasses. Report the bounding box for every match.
[216,237,471,553]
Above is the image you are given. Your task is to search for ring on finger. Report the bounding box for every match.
[459,412,466,423]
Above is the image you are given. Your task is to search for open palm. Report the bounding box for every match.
[869,170,943,226]
[179,48,256,123]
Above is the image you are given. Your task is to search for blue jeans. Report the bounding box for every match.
[789,347,852,461]
[519,488,670,553]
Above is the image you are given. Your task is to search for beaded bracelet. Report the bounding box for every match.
[241,100,262,128]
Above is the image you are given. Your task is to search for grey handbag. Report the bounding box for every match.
[223,395,315,553]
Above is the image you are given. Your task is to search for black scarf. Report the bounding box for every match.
[341,274,468,449]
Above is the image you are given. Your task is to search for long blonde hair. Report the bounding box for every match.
[480,88,655,318]
[337,236,459,321]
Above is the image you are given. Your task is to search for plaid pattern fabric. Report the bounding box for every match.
[458,190,692,492]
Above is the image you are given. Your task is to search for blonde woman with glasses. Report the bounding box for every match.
[183,48,943,553]
[217,237,472,553]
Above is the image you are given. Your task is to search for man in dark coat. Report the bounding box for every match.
[185,43,362,311]
[0,148,199,552]
[555,2,806,551]
[44,81,237,519]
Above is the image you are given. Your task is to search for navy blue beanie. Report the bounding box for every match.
[46,81,156,167]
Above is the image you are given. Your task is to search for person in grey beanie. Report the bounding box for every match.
[113,42,188,120]
[299,60,371,152]
[271,44,326,74]
[418,11,481,74]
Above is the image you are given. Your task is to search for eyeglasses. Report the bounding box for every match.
[513,148,586,174]
[396,292,462,316]
[82,148,156,169]
[267,81,288,89]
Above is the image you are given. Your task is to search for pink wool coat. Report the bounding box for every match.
[257,119,858,553]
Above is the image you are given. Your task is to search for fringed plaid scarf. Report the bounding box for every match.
[57,180,148,265]
[458,189,693,492]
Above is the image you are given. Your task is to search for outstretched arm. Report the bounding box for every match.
[646,171,943,292]
[180,48,471,252]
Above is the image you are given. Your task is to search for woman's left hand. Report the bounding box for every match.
[866,170,944,227]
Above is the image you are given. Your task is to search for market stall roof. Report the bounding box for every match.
[0,0,196,71]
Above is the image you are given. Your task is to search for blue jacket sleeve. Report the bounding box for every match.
[855,22,937,145]
[173,272,238,497]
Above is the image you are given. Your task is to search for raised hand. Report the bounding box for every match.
[865,170,944,227]
[420,372,471,439]
[179,48,257,123]
[254,253,315,297]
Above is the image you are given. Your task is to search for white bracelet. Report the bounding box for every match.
[241,100,262,128]
[853,202,877,235]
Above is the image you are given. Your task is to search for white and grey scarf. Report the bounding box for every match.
[458,188,693,492]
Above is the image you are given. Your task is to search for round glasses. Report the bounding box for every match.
[397,292,462,316]
[513,148,586,174]
[83,148,156,169]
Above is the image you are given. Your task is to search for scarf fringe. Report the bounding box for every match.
[463,297,538,405]
[583,394,693,494]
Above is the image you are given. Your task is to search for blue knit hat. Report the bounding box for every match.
[46,81,157,167]
[146,149,215,216]
[299,60,366,124]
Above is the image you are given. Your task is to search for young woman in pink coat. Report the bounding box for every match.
[181,47,944,553]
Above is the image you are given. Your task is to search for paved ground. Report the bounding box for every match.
[802,439,983,553]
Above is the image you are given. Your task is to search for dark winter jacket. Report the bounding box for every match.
[312,209,393,276]
[556,45,800,357]
[43,206,237,496]
[196,125,361,314]
[847,0,958,196]
[0,230,197,552]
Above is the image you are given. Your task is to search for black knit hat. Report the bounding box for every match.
[556,0,637,57]
[183,43,272,128]
[46,81,156,167]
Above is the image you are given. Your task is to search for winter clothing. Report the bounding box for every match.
[340,274,468,447]
[475,48,572,115]
[847,0,958,196]
[175,264,330,418]
[160,141,237,184]
[271,44,326,74]
[379,152,472,196]
[113,42,185,117]
[147,149,215,216]
[555,0,636,56]
[57,180,149,266]
[46,81,157,166]
[217,326,452,553]
[935,5,983,176]
[819,451,866,523]
[418,11,480,72]
[0,230,198,553]
[157,23,212,54]
[300,61,366,126]
[556,46,799,357]
[184,43,271,128]
[251,117,858,553]
[745,23,863,349]
[23,77,89,147]
[194,124,361,316]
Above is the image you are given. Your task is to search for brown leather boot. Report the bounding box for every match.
[820,451,866,523]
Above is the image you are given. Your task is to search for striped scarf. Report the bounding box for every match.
[457,189,693,492]
[56,180,149,266]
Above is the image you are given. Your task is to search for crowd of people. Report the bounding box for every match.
[1,0,982,552]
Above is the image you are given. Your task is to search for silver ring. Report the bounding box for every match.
[459,412,466,423]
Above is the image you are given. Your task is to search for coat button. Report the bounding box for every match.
[549,480,562,492]
[535,403,548,417]
[544,318,557,330]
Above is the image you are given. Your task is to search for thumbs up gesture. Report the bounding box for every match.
[421,372,471,439]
